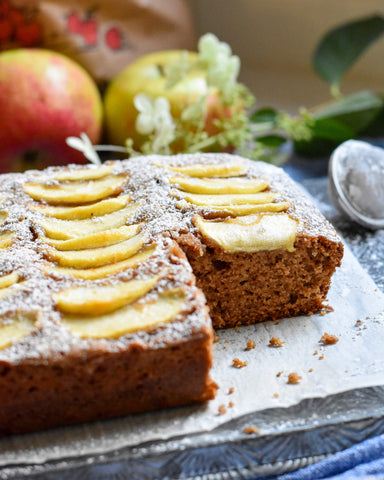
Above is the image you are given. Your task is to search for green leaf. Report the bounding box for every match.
[313,90,384,133]
[255,134,286,148]
[312,14,384,87]
[249,108,278,124]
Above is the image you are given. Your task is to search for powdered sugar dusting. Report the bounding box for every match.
[0,153,341,363]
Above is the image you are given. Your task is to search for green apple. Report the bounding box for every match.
[104,50,235,150]
[0,49,103,172]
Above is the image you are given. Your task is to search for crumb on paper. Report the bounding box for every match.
[319,332,339,345]
[225,339,229,343]
[274,320,280,325]
[319,354,324,360]
[243,426,259,434]
[308,368,313,372]
[228,401,234,408]
[213,334,220,343]
[355,319,361,326]
[313,350,318,355]
[232,358,248,368]
[246,339,256,351]
[273,393,279,398]
[218,404,227,415]
[321,305,334,315]
[228,387,234,394]
[234,326,240,332]
[276,371,283,377]
[287,372,302,384]
[269,337,285,348]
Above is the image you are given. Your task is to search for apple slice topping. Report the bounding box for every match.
[60,289,186,339]
[30,194,131,220]
[24,174,127,204]
[39,202,140,240]
[169,176,268,194]
[0,211,7,224]
[172,189,276,206]
[54,276,159,316]
[0,311,38,350]
[194,213,298,252]
[164,163,245,178]
[51,164,114,182]
[45,246,156,280]
[40,224,142,251]
[0,281,24,299]
[0,232,14,249]
[209,202,290,216]
[0,272,19,289]
[45,231,147,268]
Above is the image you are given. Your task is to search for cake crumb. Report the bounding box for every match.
[308,368,313,372]
[224,339,229,343]
[246,339,256,350]
[214,334,220,343]
[228,387,234,394]
[228,401,234,408]
[287,372,302,384]
[319,332,339,345]
[232,358,248,368]
[313,350,318,355]
[218,404,227,415]
[243,426,259,434]
[269,337,285,348]
[276,371,283,377]
[234,326,240,332]
[355,319,361,325]
[273,393,279,398]
[274,320,280,325]
[319,354,324,360]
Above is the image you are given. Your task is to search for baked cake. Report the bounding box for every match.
[0,153,343,435]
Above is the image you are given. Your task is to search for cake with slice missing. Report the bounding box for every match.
[0,153,343,435]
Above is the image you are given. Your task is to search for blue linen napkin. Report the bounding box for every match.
[276,433,384,480]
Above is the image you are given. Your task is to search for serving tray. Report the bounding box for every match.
[1,177,384,480]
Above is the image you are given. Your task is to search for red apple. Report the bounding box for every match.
[0,49,103,172]
[104,50,239,150]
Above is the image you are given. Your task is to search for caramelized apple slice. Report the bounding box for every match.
[45,246,156,280]
[165,163,245,178]
[172,189,276,206]
[0,281,24,299]
[0,232,14,249]
[169,176,268,194]
[0,311,38,350]
[209,202,290,216]
[0,272,19,289]
[45,232,147,268]
[24,175,126,204]
[39,203,140,240]
[40,224,142,251]
[54,276,159,315]
[194,213,298,252]
[30,194,131,220]
[51,164,114,182]
[61,289,186,339]
[0,211,7,224]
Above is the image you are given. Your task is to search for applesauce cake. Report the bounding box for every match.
[0,153,343,435]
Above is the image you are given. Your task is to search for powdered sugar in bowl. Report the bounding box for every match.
[328,140,384,229]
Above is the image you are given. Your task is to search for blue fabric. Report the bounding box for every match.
[275,433,384,480]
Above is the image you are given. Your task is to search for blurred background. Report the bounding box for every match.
[187,0,384,112]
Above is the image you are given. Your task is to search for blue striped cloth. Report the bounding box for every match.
[276,434,384,479]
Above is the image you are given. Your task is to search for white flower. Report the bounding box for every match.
[66,132,101,165]
[198,33,232,66]
[134,94,176,153]
[197,33,241,99]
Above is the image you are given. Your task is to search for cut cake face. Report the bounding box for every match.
[0,153,343,434]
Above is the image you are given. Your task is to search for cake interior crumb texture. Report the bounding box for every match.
[0,153,343,435]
